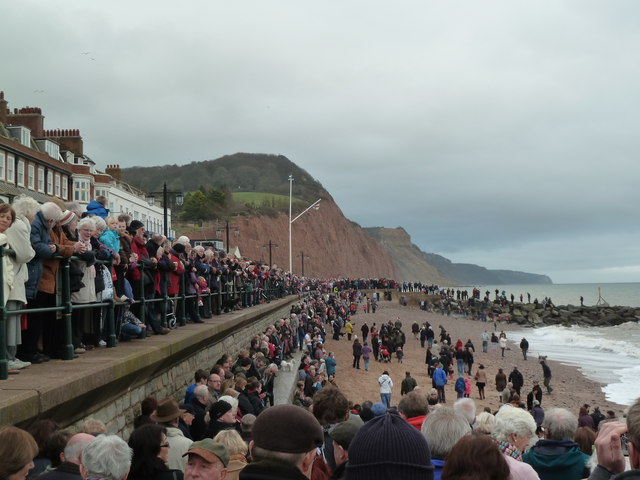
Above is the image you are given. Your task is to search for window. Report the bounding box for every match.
[62,176,68,200]
[73,179,90,202]
[54,173,61,196]
[47,171,53,194]
[28,164,35,189]
[0,151,5,180]
[6,154,15,183]
[16,160,24,186]
[38,167,45,192]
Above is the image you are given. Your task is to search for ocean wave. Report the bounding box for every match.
[506,322,640,405]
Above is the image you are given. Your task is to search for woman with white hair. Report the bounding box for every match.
[473,411,496,435]
[4,196,36,370]
[70,216,98,353]
[492,404,540,479]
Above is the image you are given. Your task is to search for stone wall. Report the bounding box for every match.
[8,297,298,439]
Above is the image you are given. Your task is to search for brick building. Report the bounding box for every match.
[0,91,173,235]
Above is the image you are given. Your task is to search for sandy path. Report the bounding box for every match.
[322,300,625,415]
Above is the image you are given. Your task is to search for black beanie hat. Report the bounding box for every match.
[128,220,144,233]
[209,400,232,421]
[346,414,434,480]
[173,243,185,254]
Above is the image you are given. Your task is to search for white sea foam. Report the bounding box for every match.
[506,322,640,406]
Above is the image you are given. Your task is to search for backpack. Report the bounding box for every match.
[455,377,465,393]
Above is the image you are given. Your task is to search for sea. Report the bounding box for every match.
[453,283,640,406]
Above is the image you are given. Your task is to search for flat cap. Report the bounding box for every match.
[329,413,364,449]
[252,405,323,453]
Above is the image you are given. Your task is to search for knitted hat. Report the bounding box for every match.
[329,413,364,450]
[347,414,434,480]
[150,398,185,423]
[173,243,185,254]
[209,400,232,421]
[183,439,229,467]
[59,210,76,226]
[371,402,387,416]
[252,404,323,453]
[128,220,144,233]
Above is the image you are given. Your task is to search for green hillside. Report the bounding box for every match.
[233,192,306,210]
[121,153,326,204]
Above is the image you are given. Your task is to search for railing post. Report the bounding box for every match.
[0,246,7,380]
[215,273,222,316]
[138,263,146,326]
[241,283,247,308]
[106,297,116,347]
[161,288,168,328]
[60,258,74,360]
[203,271,212,318]
[178,269,186,326]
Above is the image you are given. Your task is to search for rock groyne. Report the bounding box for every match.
[478,302,640,327]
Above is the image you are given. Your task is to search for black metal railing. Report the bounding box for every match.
[0,248,283,380]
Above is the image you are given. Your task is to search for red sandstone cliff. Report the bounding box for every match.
[183,196,399,279]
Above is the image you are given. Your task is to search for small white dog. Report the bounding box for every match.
[280,360,294,372]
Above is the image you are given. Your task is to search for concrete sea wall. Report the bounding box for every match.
[0,297,298,438]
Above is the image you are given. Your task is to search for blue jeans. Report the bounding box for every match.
[364,358,370,371]
[381,393,391,408]
[457,358,464,376]
[482,340,488,353]
[120,322,145,341]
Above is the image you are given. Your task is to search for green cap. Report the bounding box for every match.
[183,439,229,467]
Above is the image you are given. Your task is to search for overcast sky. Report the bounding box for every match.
[3,1,640,284]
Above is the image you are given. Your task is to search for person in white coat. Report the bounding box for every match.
[151,398,193,472]
[3,196,36,371]
[378,370,394,409]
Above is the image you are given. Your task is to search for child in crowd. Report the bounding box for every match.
[396,346,404,363]
[101,216,121,259]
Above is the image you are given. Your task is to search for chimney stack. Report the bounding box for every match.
[105,164,122,181]
[7,105,45,138]
[0,91,7,125]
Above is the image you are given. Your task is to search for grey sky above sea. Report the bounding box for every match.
[3,1,639,284]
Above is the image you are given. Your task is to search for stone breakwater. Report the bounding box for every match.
[472,302,640,327]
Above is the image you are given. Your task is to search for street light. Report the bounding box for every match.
[215,219,239,252]
[262,240,279,267]
[146,182,184,237]
[288,175,321,274]
[296,251,311,277]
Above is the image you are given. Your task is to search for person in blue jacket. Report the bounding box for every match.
[433,363,448,403]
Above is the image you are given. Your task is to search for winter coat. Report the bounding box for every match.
[378,374,393,394]
[4,216,35,304]
[25,212,74,299]
[496,372,507,391]
[165,426,192,472]
[85,200,109,219]
[523,439,589,480]
[434,367,448,387]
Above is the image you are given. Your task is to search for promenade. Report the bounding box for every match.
[0,295,297,434]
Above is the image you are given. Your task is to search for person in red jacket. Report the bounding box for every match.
[127,221,168,335]
[398,391,429,430]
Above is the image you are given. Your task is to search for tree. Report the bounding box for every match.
[181,190,209,221]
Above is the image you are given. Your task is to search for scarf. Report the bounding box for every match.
[498,441,523,461]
